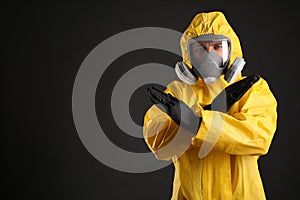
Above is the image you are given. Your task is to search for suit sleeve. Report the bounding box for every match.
[192,78,278,156]
[143,81,195,161]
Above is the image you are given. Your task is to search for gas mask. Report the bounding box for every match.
[175,34,245,84]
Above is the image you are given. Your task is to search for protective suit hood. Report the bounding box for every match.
[180,11,243,72]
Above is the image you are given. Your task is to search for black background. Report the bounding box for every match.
[3,1,299,199]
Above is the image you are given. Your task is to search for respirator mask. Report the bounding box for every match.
[175,34,245,84]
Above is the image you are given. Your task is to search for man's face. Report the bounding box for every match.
[192,41,224,61]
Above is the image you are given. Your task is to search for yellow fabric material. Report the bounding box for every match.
[143,11,277,200]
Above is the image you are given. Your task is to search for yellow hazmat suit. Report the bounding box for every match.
[143,11,278,200]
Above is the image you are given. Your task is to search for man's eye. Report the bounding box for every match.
[214,45,222,49]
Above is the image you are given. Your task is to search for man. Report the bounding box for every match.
[143,11,277,199]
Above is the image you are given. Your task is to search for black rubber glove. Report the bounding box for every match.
[146,86,201,134]
[203,74,260,112]
[146,74,260,134]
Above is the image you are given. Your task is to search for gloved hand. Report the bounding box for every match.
[146,74,260,134]
[146,86,201,134]
[203,74,260,112]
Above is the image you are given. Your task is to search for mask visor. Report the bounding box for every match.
[188,36,231,67]
[187,34,232,84]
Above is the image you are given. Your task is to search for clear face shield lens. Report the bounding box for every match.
[189,40,230,66]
